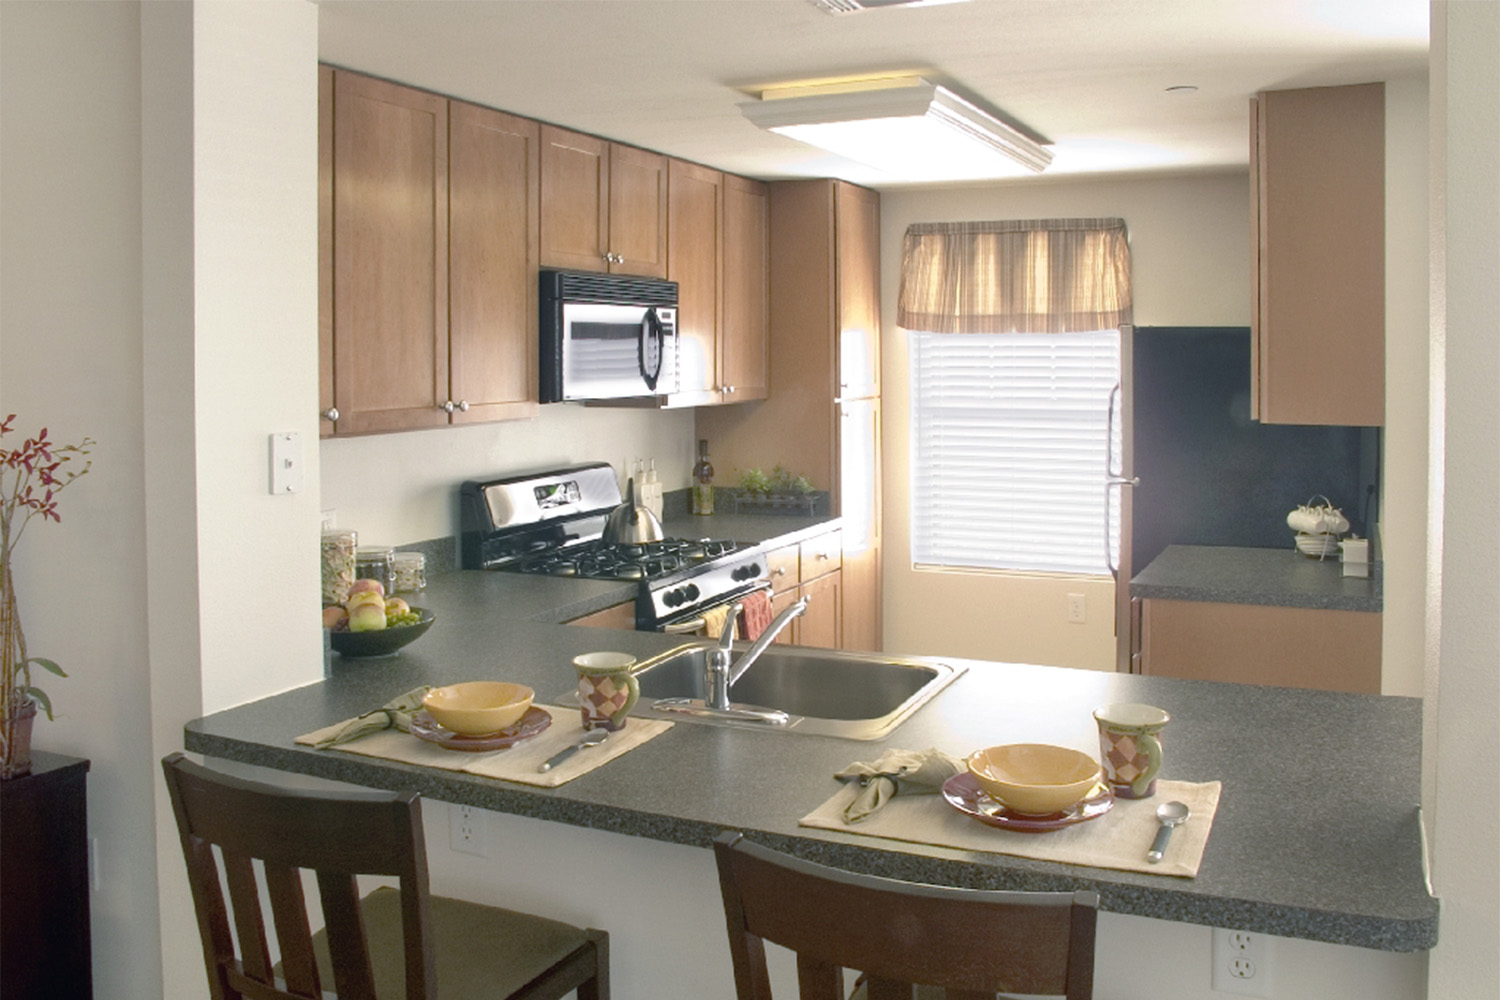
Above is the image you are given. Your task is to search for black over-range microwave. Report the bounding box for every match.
[539,269,679,403]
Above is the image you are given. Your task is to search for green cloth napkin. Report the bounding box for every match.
[834,748,965,823]
[313,686,433,749]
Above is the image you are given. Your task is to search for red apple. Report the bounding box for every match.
[322,605,349,630]
[384,596,410,616]
[348,577,385,599]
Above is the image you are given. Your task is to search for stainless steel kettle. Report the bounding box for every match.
[602,477,664,545]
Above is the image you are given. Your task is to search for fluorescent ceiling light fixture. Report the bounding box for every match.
[740,77,1051,181]
[807,0,972,14]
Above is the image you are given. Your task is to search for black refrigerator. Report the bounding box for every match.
[1114,326,1379,668]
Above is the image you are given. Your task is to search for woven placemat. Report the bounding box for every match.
[799,778,1221,877]
[296,706,672,787]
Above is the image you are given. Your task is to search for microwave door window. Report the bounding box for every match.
[563,304,651,399]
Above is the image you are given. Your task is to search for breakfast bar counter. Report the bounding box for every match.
[186,570,1436,955]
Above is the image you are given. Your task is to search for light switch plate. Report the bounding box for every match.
[269,432,302,495]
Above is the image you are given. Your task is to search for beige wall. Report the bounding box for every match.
[878,173,1250,668]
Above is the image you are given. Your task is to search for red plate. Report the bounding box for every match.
[409,705,552,751]
[941,773,1114,832]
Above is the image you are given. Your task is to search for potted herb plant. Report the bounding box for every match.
[0,416,93,779]
[733,465,819,514]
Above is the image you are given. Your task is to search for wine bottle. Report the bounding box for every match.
[692,440,715,515]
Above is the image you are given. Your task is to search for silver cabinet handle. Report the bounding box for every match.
[723,385,736,394]
[321,407,339,422]
[442,401,455,414]
[457,400,469,412]
[774,567,786,577]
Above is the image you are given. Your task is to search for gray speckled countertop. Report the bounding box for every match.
[1132,544,1382,613]
[188,551,1434,953]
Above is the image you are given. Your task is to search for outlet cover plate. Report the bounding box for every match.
[449,804,487,856]
[1212,928,1271,996]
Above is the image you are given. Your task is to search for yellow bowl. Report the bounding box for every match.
[966,744,1102,816]
[422,681,534,736]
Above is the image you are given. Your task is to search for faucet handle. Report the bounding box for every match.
[718,603,745,650]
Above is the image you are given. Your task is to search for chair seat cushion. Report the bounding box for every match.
[310,886,593,999]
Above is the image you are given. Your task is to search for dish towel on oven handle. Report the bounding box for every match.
[835,748,966,823]
[701,603,734,639]
[737,589,775,642]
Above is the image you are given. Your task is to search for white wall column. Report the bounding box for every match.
[1427,1,1500,996]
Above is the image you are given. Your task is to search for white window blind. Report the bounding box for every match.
[910,330,1121,575]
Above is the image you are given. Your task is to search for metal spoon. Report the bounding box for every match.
[1147,800,1190,863]
[538,728,610,772]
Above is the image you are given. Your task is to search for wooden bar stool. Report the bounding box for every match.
[712,831,1097,1000]
[161,753,608,1000]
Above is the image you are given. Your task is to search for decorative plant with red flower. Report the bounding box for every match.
[0,415,93,724]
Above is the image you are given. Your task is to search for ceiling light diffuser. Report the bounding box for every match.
[740,77,1051,181]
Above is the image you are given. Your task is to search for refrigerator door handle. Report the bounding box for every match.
[1104,383,1137,578]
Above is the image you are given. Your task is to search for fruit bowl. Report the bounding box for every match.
[328,608,435,659]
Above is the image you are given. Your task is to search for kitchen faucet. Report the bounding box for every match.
[705,595,809,711]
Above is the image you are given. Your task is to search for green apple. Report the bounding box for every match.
[348,602,387,632]
[346,590,385,611]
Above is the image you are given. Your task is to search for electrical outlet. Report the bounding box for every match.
[449,804,487,856]
[1067,593,1086,624]
[1212,928,1272,996]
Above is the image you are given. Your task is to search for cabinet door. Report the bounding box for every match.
[721,174,770,403]
[771,588,800,646]
[667,159,723,400]
[835,181,881,401]
[1253,83,1384,426]
[609,144,668,278]
[764,543,800,596]
[331,71,449,435]
[1140,598,1381,694]
[318,65,336,437]
[840,398,882,652]
[798,571,844,650]
[449,101,540,424]
[540,125,610,272]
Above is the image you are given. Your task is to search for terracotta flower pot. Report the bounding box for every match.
[1,699,37,779]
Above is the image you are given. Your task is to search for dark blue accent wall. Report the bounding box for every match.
[1130,327,1378,578]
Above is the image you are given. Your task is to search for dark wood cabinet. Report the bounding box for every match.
[0,751,91,1000]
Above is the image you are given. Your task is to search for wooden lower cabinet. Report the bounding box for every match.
[797,570,843,649]
[566,602,637,630]
[765,530,843,649]
[1140,598,1381,694]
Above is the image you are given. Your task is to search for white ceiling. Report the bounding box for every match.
[317,0,1429,191]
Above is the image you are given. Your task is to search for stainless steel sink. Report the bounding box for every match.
[620,643,966,740]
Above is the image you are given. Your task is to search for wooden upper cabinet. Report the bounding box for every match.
[721,174,770,403]
[318,66,335,437]
[667,159,724,402]
[321,69,540,436]
[836,181,881,401]
[329,70,450,435]
[540,125,667,277]
[1252,83,1384,426]
[448,101,540,424]
[609,144,668,278]
[540,125,610,272]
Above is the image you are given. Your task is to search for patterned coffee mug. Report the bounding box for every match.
[574,651,639,731]
[1093,703,1170,799]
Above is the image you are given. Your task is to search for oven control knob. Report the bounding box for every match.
[731,563,763,582]
[664,588,683,608]
[684,584,700,602]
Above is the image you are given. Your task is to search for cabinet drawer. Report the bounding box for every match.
[800,530,842,579]
[765,544,800,593]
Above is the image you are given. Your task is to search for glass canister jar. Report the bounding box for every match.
[354,545,396,596]
[392,551,427,593]
[320,528,358,605]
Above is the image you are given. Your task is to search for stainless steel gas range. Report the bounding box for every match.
[459,463,770,632]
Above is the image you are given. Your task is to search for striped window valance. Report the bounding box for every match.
[897,218,1133,334]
